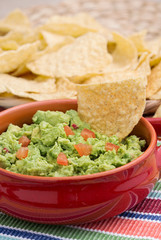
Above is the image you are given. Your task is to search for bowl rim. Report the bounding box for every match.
[0,99,157,182]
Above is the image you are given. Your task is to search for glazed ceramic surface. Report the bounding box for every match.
[0,99,160,224]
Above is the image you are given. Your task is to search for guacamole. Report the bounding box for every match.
[0,110,146,177]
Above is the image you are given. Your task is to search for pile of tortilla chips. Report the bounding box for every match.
[0,9,160,101]
[0,9,161,126]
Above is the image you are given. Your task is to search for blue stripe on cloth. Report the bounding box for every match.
[0,226,64,240]
[119,211,161,221]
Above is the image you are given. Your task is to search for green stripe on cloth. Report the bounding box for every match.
[0,215,158,240]
[153,180,161,191]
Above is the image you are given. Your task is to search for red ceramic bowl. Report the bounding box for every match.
[0,99,161,225]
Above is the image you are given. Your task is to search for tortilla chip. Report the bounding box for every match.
[12,34,74,77]
[0,9,31,33]
[147,38,161,68]
[81,74,105,85]
[153,104,161,118]
[108,32,138,71]
[129,32,161,69]
[135,53,151,75]
[0,73,56,95]
[39,12,104,37]
[84,70,148,86]
[0,29,39,51]
[39,30,74,49]
[12,46,54,77]
[83,72,124,84]
[146,61,161,98]
[150,55,161,68]
[11,64,29,77]
[0,40,19,50]
[0,41,39,73]
[77,72,146,139]
[129,31,150,53]
[12,47,52,77]
[27,32,112,83]
[0,93,33,108]
[150,90,161,100]
[11,90,77,101]
[146,37,161,56]
[56,77,77,92]
[0,29,38,46]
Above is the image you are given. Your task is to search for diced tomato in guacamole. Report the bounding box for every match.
[64,125,75,136]
[57,152,68,166]
[74,143,92,156]
[105,142,120,152]
[18,135,30,147]
[81,128,95,141]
